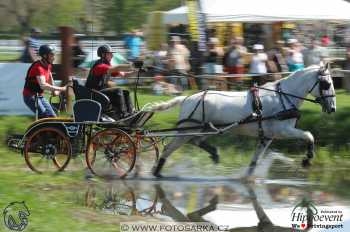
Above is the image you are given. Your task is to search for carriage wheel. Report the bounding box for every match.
[24,127,72,174]
[133,136,159,176]
[86,128,136,178]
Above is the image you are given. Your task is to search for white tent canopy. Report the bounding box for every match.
[163,0,350,24]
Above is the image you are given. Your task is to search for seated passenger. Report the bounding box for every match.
[85,44,136,119]
[23,44,66,119]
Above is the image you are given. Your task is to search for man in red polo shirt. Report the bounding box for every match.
[23,44,66,118]
[85,44,136,118]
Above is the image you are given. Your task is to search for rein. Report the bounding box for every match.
[256,77,335,106]
[256,85,321,104]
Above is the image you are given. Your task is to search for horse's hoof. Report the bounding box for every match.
[152,166,163,178]
[153,173,163,178]
[302,158,312,168]
[307,151,314,159]
[210,154,220,164]
[209,195,219,205]
[241,175,256,183]
[152,158,166,178]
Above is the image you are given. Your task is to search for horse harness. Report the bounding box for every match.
[176,87,302,143]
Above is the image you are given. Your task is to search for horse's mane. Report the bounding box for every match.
[262,65,320,88]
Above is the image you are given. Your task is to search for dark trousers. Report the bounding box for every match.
[101,88,133,118]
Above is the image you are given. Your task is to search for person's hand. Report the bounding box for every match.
[60,85,67,92]
[53,90,60,96]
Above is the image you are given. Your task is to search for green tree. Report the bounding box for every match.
[0,0,46,33]
[102,0,182,35]
[0,0,85,34]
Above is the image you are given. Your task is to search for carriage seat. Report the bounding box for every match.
[72,79,116,122]
[73,99,101,122]
[72,80,111,111]
[73,79,144,122]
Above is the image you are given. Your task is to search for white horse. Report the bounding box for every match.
[148,64,336,178]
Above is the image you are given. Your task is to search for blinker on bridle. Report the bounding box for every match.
[308,70,334,104]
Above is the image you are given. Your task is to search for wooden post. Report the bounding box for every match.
[59,26,74,113]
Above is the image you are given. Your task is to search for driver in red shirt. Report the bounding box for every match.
[85,44,136,118]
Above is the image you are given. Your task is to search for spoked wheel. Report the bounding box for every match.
[84,183,136,215]
[86,128,136,178]
[133,136,159,176]
[24,127,72,174]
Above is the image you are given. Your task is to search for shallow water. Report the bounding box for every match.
[75,150,350,231]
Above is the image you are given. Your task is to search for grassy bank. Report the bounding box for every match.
[0,53,20,62]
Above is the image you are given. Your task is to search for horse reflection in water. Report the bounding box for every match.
[80,152,313,231]
[148,64,336,177]
[155,183,311,232]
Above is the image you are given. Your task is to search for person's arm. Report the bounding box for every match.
[107,63,134,75]
[37,75,66,92]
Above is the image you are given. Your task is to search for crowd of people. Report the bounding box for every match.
[19,26,335,118]
[147,35,331,91]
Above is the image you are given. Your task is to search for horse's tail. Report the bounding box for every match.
[145,96,187,112]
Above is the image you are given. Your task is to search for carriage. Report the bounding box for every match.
[7,63,336,178]
[7,79,159,178]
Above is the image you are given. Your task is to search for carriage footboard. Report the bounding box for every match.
[7,134,24,150]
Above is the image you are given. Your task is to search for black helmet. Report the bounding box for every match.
[38,44,55,57]
[97,44,113,57]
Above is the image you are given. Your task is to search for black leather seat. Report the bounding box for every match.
[72,79,111,113]
[73,99,101,122]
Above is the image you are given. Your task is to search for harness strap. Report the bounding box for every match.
[250,86,265,143]
[186,90,208,123]
[276,83,286,110]
[257,86,320,104]
[176,118,204,126]
[308,80,319,94]
[277,82,297,110]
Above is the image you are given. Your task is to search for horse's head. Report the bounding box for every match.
[308,63,336,114]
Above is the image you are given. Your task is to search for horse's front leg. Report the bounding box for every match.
[279,127,315,167]
[246,138,273,177]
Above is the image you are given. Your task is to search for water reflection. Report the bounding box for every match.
[74,152,349,231]
[83,181,159,217]
[76,179,349,231]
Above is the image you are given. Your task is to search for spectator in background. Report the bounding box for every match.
[124,29,143,62]
[269,40,288,73]
[204,37,224,74]
[223,36,247,87]
[341,47,350,92]
[223,37,247,74]
[249,44,268,86]
[166,36,191,90]
[321,35,331,47]
[153,43,168,73]
[152,75,181,96]
[303,38,326,67]
[286,39,304,72]
[20,27,41,63]
[71,35,86,68]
